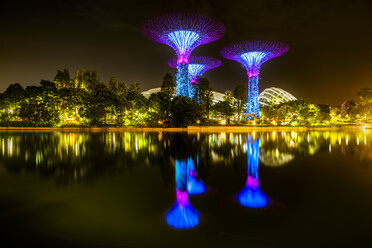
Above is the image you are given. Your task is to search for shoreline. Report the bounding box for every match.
[0,125,366,132]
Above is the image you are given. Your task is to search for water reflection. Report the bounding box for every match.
[187,156,205,195]
[237,136,268,208]
[166,158,200,229]
[0,130,371,184]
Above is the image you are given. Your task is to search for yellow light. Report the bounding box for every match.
[158,120,163,124]
[196,120,200,124]
[252,121,256,125]
[220,132,226,140]
[220,120,226,125]
[272,120,276,125]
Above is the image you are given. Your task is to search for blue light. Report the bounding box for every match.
[186,157,205,195]
[237,185,268,208]
[189,83,197,99]
[175,159,188,190]
[240,51,268,69]
[166,196,200,229]
[237,137,268,208]
[176,63,190,97]
[188,64,206,80]
[168,30,200,57]
[166,159,200,229]
[246,76,260,119]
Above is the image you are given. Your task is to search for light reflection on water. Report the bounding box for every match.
[1,131,371,182]
[0,130,372,232]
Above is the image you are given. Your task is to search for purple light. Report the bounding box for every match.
[221,40,289,118]
[168,56,221,98]
[143,13,225,61]
[220,40,289,76]
[246,176,258,189]
[169,56,222,81]
[176,189,189,207]
[143,13,224,98]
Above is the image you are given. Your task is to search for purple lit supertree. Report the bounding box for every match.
[168,56,221,98]
[221,40,289,119]
[142,13,225,97]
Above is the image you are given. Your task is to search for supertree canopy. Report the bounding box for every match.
[237,136,268,208]
[168,56,221,98]
[221,40,289,118]
[142,13,225,97]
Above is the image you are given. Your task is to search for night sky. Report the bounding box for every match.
[1,0,371,105]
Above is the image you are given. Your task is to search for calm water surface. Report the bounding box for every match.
[1,130,372,247]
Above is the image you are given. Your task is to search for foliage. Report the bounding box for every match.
[233,84,247,123]
[169,96,201,127]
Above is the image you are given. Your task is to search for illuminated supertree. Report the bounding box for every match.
[221,40,289,118]
[237,136,268,208]
[166,159,199,229]
[168,56,221,98]
[142,13,225,97]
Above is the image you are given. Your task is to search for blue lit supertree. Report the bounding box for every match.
[168,56,221,99]
[142,13,225,97]
[237,136,268,208]
[166,159,199,229]
[221,40,289,118]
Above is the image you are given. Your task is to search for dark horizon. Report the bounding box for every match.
[1,0,371,105]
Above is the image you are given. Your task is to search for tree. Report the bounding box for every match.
[170,96,201,127]
[212,101,234,123]
[161,72,175,98]
[197,77,213,119]
[223,90,234,105]
[54,69,71,89]
[233,84,247,123]
[0,83,25,124]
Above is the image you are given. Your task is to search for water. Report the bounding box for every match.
[0,130,372,247]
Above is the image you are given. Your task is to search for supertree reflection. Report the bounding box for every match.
[166,159,199,229]
[186,157,205,195]
[237,136,268,208]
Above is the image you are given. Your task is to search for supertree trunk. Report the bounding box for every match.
[247,76,260,119]
[176,63,190,97]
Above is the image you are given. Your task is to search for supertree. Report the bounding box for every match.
[166,158,199,229]
[237,135,268,208]
[142,13,225,97]
[168,56,221,99]
[221,40,289,118]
